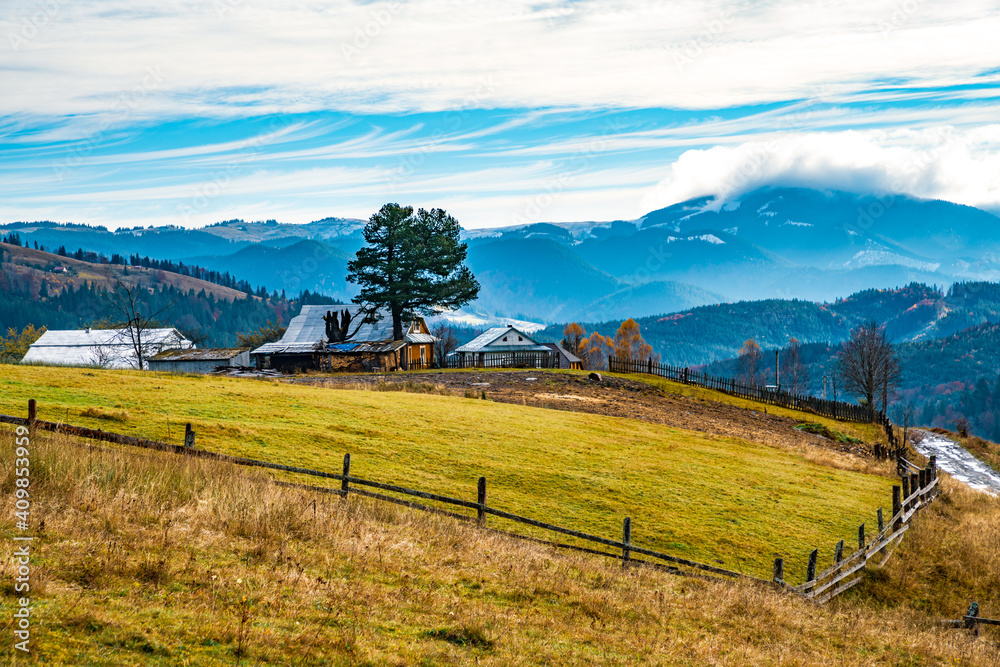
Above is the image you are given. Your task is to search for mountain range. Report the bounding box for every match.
[5,187,1000,324]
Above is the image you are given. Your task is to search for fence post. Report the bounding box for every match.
[622,517,631,567]
[858,523,865,551]
[929,455,937,483]
[477,476,487,526]
[28,399,36,436]
[834,540,844,564]
[901,476,910,510]
[965,602,980,631]
[184,423,195,449]
[341,453,351,498]
[683,367,689,384]
[806,549,818,583]
[773,557,784,584]
[877,507,884,534]
[892,486,902,530]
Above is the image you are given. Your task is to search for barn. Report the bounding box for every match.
[251,305,436,372]
[21,327,192,369]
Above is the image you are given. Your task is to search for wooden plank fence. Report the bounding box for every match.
[609,356,907,459]
[785,455,939,603]
[0,401,758,585]
[3,398,935,604]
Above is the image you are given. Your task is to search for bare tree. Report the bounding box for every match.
[737,338,764,386]
[105,276,173,370]
[781,337,810,395]
[892,401,916,445]
[431,322,459,366]
[837,319,901,415]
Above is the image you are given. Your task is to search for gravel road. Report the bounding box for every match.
[912,430,1000,495]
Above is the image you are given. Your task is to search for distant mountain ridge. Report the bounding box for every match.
[538,282,1000,368]
[7,187,1000,323]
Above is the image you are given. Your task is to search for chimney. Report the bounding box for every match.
[86,327,91,334]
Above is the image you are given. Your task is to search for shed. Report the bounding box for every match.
[147,348,250,374]
[21,327,192,369]
[453,325,556,368]
[544,343,583,370]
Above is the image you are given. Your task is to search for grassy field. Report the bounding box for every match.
[0,365,895,582]
[0,428,996,665]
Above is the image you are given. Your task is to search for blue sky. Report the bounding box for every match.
[2,0,1000,230]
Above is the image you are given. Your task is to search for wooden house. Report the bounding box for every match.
[251,305,436,373]
[453,325,556,368]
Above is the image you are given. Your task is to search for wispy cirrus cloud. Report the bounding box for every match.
[3,0,1000,230]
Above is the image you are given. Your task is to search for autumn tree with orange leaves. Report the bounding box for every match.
[612,318,658,363]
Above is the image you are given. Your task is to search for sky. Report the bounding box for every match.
[2,0,1000,230]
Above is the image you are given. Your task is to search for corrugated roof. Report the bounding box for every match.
[28,328,187,347]
[149,348,247,362]
[455,326,550,353]
[21,328,192,369]
[253,305,435,355]
[404,332,436,344]
[251,342,323,355]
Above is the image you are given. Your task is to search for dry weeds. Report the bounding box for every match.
[1,428,998,665]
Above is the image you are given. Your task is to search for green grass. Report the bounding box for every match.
[0,365,895,581]
[606,370,887,444]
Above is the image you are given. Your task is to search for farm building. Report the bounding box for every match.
[544,343,583,370]
[21,327,192,369]
[251,305,436,372]
[453,326,556,368]
[147,348,250,374]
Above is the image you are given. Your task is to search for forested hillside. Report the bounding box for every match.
[0,242,335,347]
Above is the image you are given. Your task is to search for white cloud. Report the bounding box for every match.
[3,0,1000,117]
[641,125,1000,212]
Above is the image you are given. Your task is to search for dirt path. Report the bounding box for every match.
[290,370,872,457]
[912,430,1000,495]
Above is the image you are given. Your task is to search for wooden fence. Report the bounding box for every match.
[780,455,939,603]
[609,356,908,460]
[2,399,936,603]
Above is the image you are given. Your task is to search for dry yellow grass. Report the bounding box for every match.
[1,429,997,665]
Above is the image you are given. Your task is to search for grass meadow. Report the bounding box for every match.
[0,365,898,582]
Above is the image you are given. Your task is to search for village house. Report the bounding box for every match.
[250,305,436,373]
[21,327,192,369]
[452,325,556,368]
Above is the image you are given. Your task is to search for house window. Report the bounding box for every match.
[420,346,425,362]
[503,336,507,341]
[518,336,523,341]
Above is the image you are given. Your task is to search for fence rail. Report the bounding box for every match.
[784,455,939,603]
[1,402,756,586]
[4,397,935,604]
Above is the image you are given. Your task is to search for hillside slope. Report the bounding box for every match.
[0,242,249,301]
[0,365,894,582]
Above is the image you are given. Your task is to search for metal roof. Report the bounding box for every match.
[544,343,582,365]
[252,305,434,355]
[148,348,248,362]
[250,341,323,355]
[21,328,192,369]
[455,326,551,353]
